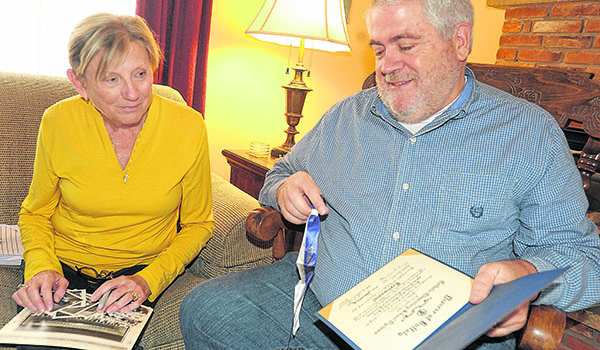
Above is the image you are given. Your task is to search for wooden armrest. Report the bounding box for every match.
[518,305,565,350]
[246,206,304,260]
[246,206,287,259]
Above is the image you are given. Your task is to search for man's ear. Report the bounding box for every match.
[66,69,88,100]
[453,23,472,62]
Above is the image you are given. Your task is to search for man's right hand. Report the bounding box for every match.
[276,171,328,224]
[12,270,69,313]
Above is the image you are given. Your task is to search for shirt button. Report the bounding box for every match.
[410,137,416,143]
[393,232,400,240]
[402,183,409,190]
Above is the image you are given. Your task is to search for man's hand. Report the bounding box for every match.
[12,270,69,313]
[276,171,328,224]
[470,260,538,337]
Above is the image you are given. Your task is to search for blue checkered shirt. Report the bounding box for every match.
[259,68,600,312]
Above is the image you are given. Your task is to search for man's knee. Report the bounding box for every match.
[180,281,219,330]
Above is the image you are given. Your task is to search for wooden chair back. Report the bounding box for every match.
[363,63,600,191]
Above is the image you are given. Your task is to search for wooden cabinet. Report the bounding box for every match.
[222,149,278,199]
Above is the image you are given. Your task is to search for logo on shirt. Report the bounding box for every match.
[470,205,484,218]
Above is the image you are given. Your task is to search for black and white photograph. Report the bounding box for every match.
[0,289,152,350]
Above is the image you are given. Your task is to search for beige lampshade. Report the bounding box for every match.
[246,0,351,52]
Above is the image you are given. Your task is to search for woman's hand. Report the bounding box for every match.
[91,275,151,314]
[12,270,69,313]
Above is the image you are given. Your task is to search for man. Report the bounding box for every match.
[180,0,600,348]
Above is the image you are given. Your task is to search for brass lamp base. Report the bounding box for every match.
[269,37,314,158]
[274,62,312,157]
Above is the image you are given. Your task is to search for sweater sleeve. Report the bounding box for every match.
[19,110,64,281]
[136,113,214,301]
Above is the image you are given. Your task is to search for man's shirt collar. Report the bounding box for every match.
[370,67,476,135]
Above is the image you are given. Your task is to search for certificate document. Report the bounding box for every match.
[317,249,472,350]
[317,249,566,350]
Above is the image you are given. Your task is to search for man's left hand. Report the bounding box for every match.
[470,260,538,337]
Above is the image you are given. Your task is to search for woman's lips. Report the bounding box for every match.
[120,104,140,112]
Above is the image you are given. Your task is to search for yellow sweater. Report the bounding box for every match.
[19,93,214,301]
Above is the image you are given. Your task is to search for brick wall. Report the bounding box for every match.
[495,1,600,80]
[492,1,600,348]
[561,318,600,350]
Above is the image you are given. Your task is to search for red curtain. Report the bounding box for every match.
[136,0,213,115]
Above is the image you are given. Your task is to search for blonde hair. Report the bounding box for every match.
[68,13,162,80]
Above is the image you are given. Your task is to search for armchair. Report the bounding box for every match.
[0,71,273,350]
[246,63,600,349]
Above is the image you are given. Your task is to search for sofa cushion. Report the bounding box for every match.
[139,270,205,349]
[189,174,272,279]
[0,73,77,225]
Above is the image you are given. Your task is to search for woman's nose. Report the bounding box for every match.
[122,80,139,100]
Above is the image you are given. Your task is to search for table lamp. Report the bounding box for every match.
[246,0,351,157]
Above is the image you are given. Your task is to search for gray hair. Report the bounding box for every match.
[368,0,474,46]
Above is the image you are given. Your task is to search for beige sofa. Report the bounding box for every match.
[0,71,273,349]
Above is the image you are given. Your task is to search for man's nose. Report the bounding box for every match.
[379,50,407,76]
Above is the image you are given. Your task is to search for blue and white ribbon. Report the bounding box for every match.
[292,207,320,336]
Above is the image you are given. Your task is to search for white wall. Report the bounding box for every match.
[0,0,135,76]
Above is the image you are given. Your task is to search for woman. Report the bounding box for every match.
[12,13,214,315]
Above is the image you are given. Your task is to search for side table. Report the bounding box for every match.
[222,149,278,199]
[222,149,303,252]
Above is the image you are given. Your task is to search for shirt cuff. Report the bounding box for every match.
[522,257,563,306]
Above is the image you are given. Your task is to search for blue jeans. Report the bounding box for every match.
[180,252,350,350]
[180,252,516,350]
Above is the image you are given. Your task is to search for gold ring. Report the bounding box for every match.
[17,283,29,290]
[128,291,138,301]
